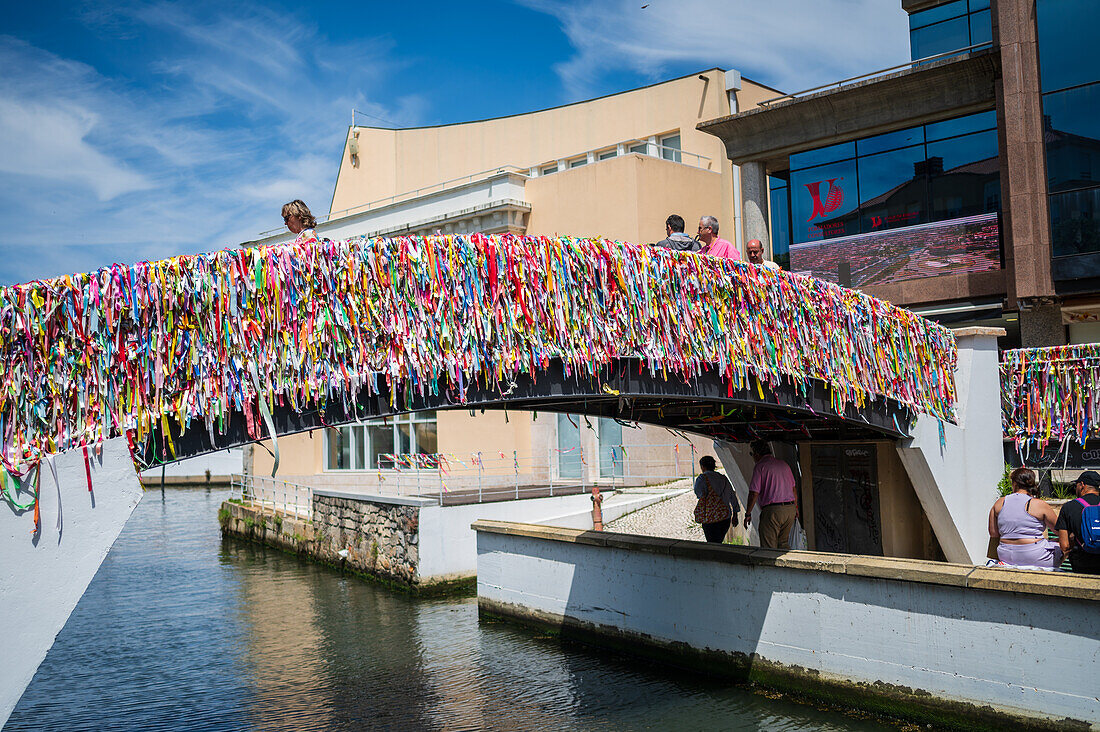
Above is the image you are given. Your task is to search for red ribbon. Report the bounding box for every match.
[83,445,93,492]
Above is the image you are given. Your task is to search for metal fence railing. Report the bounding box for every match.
[230,474,313,519]
[366,443,698,505]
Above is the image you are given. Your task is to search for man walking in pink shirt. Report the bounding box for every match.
[743,439,799,549]
[697,215,741,260]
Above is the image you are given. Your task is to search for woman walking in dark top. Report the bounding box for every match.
[694,455,740,543]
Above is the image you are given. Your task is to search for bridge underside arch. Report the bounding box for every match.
[136,359,914,469]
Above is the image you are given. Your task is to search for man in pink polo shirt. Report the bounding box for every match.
[743,439,799,549]
[697,215,741,260]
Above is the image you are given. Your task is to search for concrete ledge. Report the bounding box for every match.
[314,488,437,507]
[471,520,1100,601]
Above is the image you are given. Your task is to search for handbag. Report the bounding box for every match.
[694,473,732,524]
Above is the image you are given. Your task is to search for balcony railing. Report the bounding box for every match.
[757,42,995,108]
[256,136,713,238]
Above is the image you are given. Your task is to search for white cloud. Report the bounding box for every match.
[0,5,420,285]
[0,99,152,201]
[519,0,910,98]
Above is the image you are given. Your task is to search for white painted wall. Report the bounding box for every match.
[1,439,143,727]
[418,493,596,579]
[897,329,1004,563]
[139,449,242,480]
[477,531,1100,727]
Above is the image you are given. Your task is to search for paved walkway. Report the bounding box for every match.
[606,487,705,542]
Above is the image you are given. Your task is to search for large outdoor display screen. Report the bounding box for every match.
[788,212,1001,287]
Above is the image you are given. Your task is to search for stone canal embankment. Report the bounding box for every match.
[220,487,679,590]
[474,519,1100,731]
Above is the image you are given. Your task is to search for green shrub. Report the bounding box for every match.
[217,507,231,526]
[997,464,1013,497]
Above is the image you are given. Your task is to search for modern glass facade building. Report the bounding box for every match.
[702,0,1100,348]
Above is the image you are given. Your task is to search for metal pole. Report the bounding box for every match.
[478,452,483,503]
[514,450,519,500]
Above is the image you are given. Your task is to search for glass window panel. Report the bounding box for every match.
[969,9,992,47]
[857,145,929,232]
[414,422,437,456]
[768,171,789,190]
[541,165,557,176]
[789,141,855,171]
[556,413,582,480]
[968,0,990,10]
[909,0,967,30]
[1050,187,1100,257]
[326,427,349,470]
[660,134,682,162]
[789,159,860,243]
[1043,83,1100,193]
[769,185,792,269]
[628,142,647,154]
[857,126,924,156]
[413,410,437,422]
[598,149,617,160]
[927,130,1000,219]
[569,157,587,168]
[910,15,970,61]
[597,418,623,478]
[925,110,996,141]
[1037,0,1100,93]
[367,424,393,469]
[397,423,413,455]
[353,425,366,470]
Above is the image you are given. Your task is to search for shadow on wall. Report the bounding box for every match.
[533,534,1100,725]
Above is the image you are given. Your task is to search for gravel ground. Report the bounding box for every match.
[606,486,705,541]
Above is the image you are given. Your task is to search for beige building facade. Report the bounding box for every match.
[249,69,778,495]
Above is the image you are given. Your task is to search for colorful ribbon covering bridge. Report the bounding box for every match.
[0,233,958,479]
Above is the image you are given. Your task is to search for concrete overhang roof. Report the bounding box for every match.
[698,49,1000,166]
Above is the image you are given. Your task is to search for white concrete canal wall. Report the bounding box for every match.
[1,438,143,728]
[475,521,1100,729]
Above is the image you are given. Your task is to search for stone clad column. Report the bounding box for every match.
[739,161,770,255]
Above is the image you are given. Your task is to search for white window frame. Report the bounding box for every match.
[325,411,438,471]
[659,133,682,163]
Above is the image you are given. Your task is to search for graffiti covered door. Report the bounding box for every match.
[810,444,883,555]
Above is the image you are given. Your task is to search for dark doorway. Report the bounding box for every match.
[810,444,883,555]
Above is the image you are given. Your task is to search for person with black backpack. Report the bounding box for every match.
[1055,470,1100,574]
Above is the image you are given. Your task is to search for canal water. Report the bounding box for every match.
[10,488,902,731]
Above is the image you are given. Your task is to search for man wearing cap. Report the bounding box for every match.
[1055,470,1100,574]
[746,239,780,270]
[743,440,799,549]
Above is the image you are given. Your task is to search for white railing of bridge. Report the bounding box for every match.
[370,443,699,505]
[230,474,312,520]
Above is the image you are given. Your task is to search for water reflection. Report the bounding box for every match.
[11,488,896,731]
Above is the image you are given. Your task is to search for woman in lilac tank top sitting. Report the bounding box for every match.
[988,467,1062,568]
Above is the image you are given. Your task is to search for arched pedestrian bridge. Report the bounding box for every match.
[0,233,957,475]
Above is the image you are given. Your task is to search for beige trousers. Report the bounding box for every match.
[759,503,797,550]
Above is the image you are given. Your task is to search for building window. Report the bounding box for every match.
[569,157,587,168]
[598,149,617,161]
[628,141,647,155]
[540,164,558,176]
[325,411,438,470]
[785,110,999,245]
[1037,0,1100,261]
[908,0,991,61]
[768,173,792,269]
[659,133,682,163]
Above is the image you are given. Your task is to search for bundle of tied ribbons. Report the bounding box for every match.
[1001,344,1100,448]
[0,232,958,489]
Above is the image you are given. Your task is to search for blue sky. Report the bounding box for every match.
[0,0,909,284]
